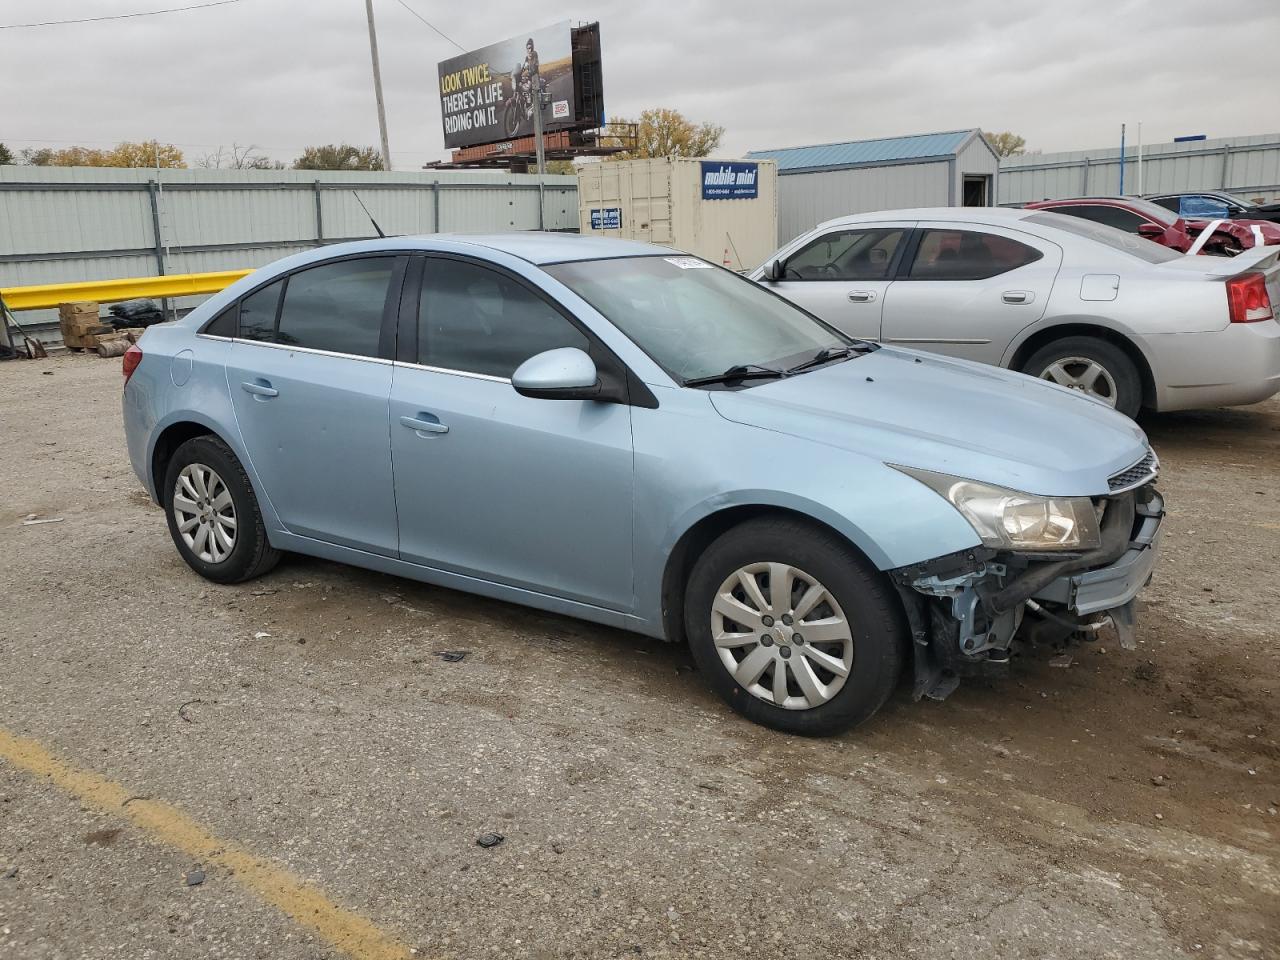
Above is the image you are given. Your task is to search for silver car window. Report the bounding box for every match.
[782,228,904,281]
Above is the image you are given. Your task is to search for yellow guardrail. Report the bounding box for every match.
[0,269,253,311]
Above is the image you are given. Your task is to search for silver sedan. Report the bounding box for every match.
[753,207,1280,417]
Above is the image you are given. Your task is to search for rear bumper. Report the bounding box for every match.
[1147,321,1280,411]
[1030,491,1164,615]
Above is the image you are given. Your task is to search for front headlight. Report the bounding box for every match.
[894,466,1101,552]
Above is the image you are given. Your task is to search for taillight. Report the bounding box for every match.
[122,344,143,384]
[1226,272,1274,323]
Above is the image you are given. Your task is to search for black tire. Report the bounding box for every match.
[1022,335,1143,419]
[684,517,906,736]
[162,435,281,584]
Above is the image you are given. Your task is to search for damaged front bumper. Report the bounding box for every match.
[892,485,1165,700]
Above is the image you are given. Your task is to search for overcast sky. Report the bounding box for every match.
[2,0,1277,168]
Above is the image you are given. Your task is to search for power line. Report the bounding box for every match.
[391,0,466,52]
[0,0,243,30]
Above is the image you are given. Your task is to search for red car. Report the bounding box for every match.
[1024,196,1280,256]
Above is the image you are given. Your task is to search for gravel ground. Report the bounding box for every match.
[1,354,1276,960]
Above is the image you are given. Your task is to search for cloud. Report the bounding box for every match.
[1,0,1276,168]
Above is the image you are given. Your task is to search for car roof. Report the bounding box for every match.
[818,206,1038,230]
[301,232,675,266]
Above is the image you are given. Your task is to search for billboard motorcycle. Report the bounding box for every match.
[437,21,576,149]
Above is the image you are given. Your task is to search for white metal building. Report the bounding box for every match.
[746,129,1000,244]
[998,132,1280,205]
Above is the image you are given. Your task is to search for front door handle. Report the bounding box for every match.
[847,290,877,303]
[240,380,278,398]
[1002,290,1034,304]
[400,414,449,435]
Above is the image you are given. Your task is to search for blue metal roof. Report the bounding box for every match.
[746,129,982,174]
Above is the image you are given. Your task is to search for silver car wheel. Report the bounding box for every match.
[710,562,853,711]
[172,463,237,564]
[1039,357,1118,407]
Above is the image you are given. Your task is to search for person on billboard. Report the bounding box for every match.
[514,38,540,97]
[505,38,543,137]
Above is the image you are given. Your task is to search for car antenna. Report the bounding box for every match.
[352,191,386,238]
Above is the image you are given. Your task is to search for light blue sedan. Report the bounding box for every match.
[122,234,1163,735]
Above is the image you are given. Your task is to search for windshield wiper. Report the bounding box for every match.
[683,364,788,387]
[784,343,870,375]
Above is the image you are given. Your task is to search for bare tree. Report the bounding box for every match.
[196,143,282,169]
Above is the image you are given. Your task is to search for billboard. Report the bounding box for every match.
[437,21,577,150]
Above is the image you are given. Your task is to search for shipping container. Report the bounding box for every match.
[576,157,778,270]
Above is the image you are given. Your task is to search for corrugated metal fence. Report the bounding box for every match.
[998,132,1280,206]
[0,166,579,341]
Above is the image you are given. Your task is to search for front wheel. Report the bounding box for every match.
[1023,336,1142,419]
[502,99,521,138]
[684,517,906,736]
[163,435,281,584]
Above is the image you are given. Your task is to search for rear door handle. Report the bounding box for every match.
[847,290,877,303]
[240,380,278,398]
[1002,290,1034,304]
[400,414,449,435]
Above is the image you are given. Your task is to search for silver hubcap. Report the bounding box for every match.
[173,463,237,564]
[711,562,854,711]
[1040,357,1118,407]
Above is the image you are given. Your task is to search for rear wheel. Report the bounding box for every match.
[1023,336,1142,419]
[163,436,280,584]
[684,517,906,736]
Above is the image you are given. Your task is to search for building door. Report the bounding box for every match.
[963,175,991,207]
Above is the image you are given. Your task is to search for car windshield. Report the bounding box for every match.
[1025,212,1183,264]
[544,255,854,383]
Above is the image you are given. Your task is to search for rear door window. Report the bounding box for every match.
[274,258,395,357]
[783,228,904,280]
[907,229,1042,280]
[417,259,589,378]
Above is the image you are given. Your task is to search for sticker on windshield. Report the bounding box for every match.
[664,256,712,270]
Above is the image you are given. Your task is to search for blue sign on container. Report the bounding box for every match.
[590,207,622,230]
[701,161,759,200]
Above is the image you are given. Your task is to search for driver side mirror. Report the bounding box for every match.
[1137,223,1164,239]
[762,258,785,282]
[511,347,601,400]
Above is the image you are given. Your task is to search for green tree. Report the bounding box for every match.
[983,131,1027,158]
[0,142,13,165]
[17,140,185,167]
[293,144,385,171]
[544,159,577,175]
[604,108,724,161]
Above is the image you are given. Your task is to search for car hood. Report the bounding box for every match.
[708,347,1150,497]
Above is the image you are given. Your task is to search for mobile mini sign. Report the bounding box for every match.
[701,161,759,200]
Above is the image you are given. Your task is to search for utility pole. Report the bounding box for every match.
[364,0,392,171]
[532,82,547,175]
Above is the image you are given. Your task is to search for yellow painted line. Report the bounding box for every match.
[1,269,252,311]
[0,727,414,960]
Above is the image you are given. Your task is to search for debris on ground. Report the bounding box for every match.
[1152,775,1170,787]
[184,865,206,886]
[253,631,271,639]
[2,866,17,880]
[177,699,202,723]
[476,832,504,848]
[1049,653,1074,668]
[21,515,63,526]
[438,650,470,663]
